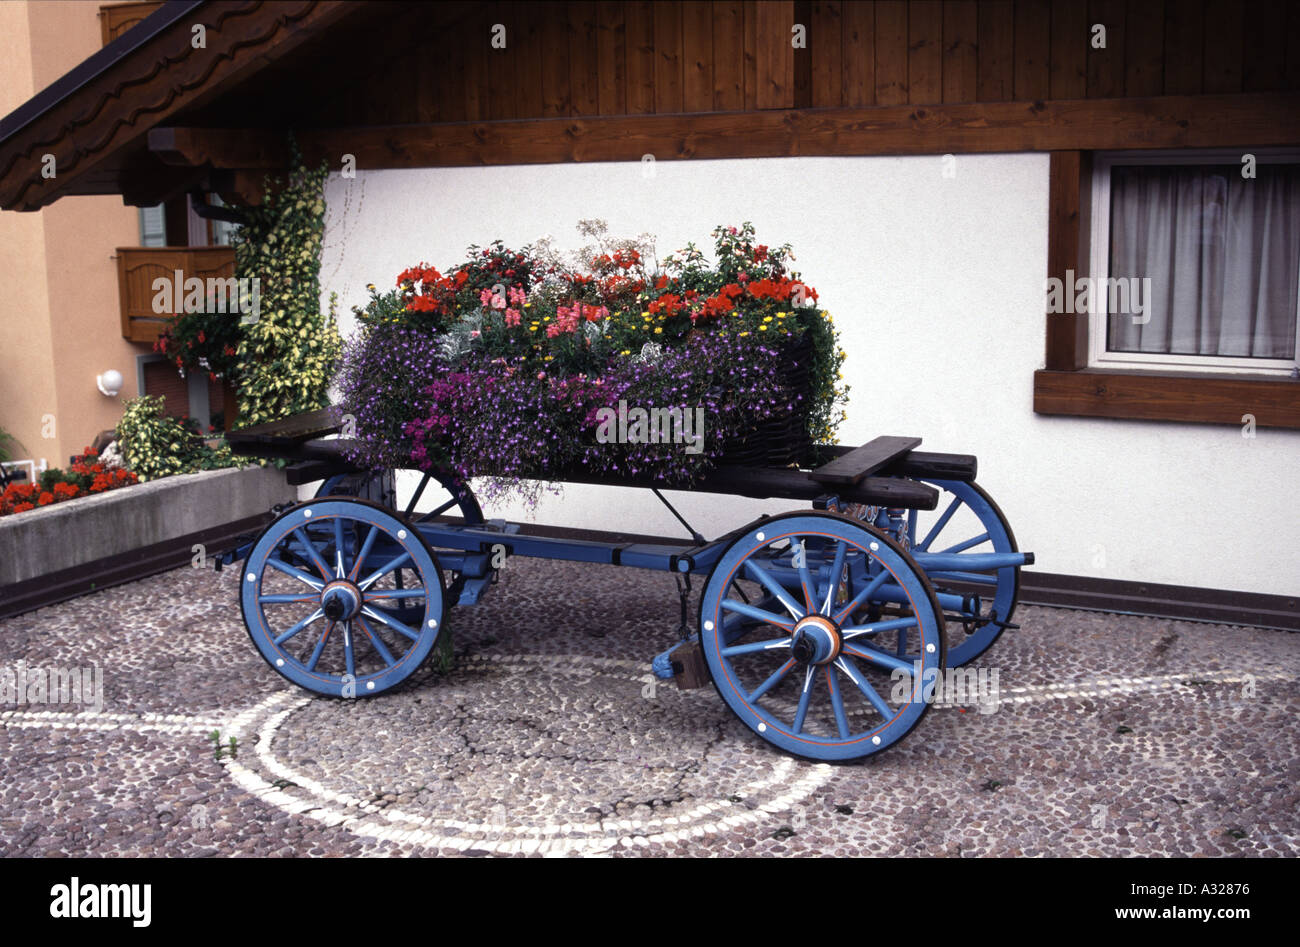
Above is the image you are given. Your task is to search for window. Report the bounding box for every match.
[209,194,240,246]
[1088,149,1300,377]
[138,203,166,246]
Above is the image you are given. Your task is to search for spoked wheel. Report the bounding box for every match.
[844,480,1019,668]
[698,512,946,763]
[241,498,445,697]
[317,467,483,605]
[906,480,1019,667]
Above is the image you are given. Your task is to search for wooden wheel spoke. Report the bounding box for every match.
[274,608,324,646]
[305,621,335,672]
[835,656,895,719]
[356,615,398,668]
[360,605,421,642]
[743,559,805,621]
[266,556,324,591]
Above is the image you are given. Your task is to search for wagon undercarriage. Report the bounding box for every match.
[222,409,1033,762]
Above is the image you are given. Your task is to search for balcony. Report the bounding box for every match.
[115,246,236,343]
[98,2,164,47]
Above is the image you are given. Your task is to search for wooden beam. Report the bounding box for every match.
[160,92,1300,172]
[1045,150,1089,371]
[1033,370,1300,429]
[0,0,364,212]
[147,126,291,169]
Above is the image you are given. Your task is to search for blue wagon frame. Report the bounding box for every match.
[222,409,1033,762]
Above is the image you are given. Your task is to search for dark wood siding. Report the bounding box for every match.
[191,0,1300,132]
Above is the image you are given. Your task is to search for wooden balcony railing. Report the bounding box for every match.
[98,2,164,47]
[115,246,236,343]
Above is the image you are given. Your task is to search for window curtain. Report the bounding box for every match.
[1107,163,1299,359]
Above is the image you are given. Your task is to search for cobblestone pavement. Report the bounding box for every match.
[1,556,1296,857]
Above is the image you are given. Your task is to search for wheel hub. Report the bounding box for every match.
[790,615,842,666]
[320,580,362,622]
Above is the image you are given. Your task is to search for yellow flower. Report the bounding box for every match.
[654,327,662,334]
[759,325,768,331]
[739,331,750,337]
[620,349,631,355]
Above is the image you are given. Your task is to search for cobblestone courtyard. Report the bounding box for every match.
[1,556,1296,857]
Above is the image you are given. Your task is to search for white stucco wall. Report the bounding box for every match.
[320,155,1300,597]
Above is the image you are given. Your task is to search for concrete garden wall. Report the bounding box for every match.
[0,465,294,586]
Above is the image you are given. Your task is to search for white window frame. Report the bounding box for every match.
[1088,147,1300,376]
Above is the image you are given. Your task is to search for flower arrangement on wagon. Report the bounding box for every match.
[338,221,848,504]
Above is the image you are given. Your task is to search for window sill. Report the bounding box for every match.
[1032,369,1300,429]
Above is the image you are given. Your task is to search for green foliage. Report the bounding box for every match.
[233,139,342,427]
[0,426,16,465]
[115,395,246,481]
[153,301,243,383]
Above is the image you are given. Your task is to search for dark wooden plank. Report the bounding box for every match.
[228,406,343,448]
[841,0,875,106]
[816,443,978,481]
[874,0,909,104]
[744,0,759,109]
[485,3,520,119]
[941,0,977,103]
[810,435,923,485]
[1033,370,1300,429]
[515,0,546,119]
[1288,0,1300,90]
[977,0,1014,100]
[1242,0,1286,92]
[459,5,485,121]
[569,0,601,115]
[756,0,795,107]
[1045,150,1089,371]
[541,1,571,115]
[1013,0,1051,100]
[794,0,814,107]
[1085,0,1125,98]
[1201,0,1242,93]
[654,0,684,112]
[1050,0,1088,99]
[435,11,469,123]
[626,0,657,114]
[1122,0,1162,96]
[713,0,746,109]
[682,0,714,111]
[285,93,1300,168]
[811,0,843,107]
[1162,0,1204,95]
[596,2,627,114]
[908,0,943,103]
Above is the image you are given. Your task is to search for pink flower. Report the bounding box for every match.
[470,329,481,338]
[505,308,521,327]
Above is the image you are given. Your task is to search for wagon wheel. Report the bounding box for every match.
[698,512,946,763]
[317,468,483,602]
[241,498,445,697]
[904,480,1019,667]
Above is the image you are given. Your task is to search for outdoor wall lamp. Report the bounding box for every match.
[96,369,124,397]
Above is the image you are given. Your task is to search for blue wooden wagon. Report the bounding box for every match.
[223,410,1033,763]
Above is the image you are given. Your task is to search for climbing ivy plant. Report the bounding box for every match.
[233,142,341,427]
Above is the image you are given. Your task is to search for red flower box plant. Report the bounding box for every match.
[338,222,848,503]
